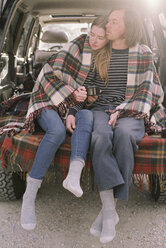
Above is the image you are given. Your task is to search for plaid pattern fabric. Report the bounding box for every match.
[133,135,166,191]
[0,130,91,174]
[0,93,30,114]
[0,94,30,135]
[134,135,166,175]
[117,44,165,128]
[0,103,166,193]
[0,131,40,172]
[0,116,25,135]
[25,41,165,134]
[25,34,92,133]
[1,123,166,175]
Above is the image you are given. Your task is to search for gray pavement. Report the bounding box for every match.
[0,178,166,248]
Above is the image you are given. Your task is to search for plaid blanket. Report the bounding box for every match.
[0,93,30,135]
[134,135,166,175]
[117,44,165,128]
[133,135,166,191]
[0,96,166,191]
[25,34,92,133]
[1,126,166,181]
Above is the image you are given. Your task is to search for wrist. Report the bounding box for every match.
[68,107,77,116]
[85,99,93,107]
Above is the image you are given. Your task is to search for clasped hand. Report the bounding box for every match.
[73,86,98,103]
[67,86,98,133]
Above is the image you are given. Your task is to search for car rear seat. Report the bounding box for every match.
[33,29,69,78]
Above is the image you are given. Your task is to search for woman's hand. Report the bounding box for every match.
[66,115,76,133]
[73,86,87,102]
[108,111,119,128]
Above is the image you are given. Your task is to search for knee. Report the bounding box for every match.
[114,126,129,139]
[76,110,93,126]
[91,130,112,147]
[114,126,134,147]
[47,125,66,144]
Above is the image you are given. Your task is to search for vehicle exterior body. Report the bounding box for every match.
[0,0,166,202]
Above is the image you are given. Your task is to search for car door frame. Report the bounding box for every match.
[0,0,19,54]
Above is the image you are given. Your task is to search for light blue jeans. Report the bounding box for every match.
[30,108,66,179]
[70,109,93,162]
[30,108,93,179]
[91,106,145,201]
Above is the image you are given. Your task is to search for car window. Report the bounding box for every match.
[16,15,34,57]
[38,22,90,51]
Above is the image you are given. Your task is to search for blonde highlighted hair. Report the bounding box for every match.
[90,16,111,85]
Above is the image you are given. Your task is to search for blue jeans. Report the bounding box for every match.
[30,108,66,179]
[91,106,145,201]
[70,109,93,162]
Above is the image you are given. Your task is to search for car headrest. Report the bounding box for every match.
[41,30,69,43]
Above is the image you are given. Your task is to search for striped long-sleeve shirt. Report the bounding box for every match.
[68,48,129,116]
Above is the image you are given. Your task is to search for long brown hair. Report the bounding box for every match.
[109,6,142,47]
[90,16,111,85]
[90,9,142,84]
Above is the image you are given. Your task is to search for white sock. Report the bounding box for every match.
[63,159,85,197]
[21,176,42,230]
[99,189,117,243]
[90,210,103,237]
[90,208,119,238]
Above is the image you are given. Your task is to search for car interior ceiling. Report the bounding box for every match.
[19,0,166,16]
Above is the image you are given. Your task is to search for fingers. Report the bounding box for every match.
[78,86,86,91]
[108,111,119,128]
[108,118,116,128]
[66,115,76,133]
[73,86,87,102]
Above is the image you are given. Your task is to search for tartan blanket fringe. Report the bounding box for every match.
[132,173,151,191]
[132,172,165,192]
[0,135,34,176]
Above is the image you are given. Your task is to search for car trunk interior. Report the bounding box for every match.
[0,0,166,103]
